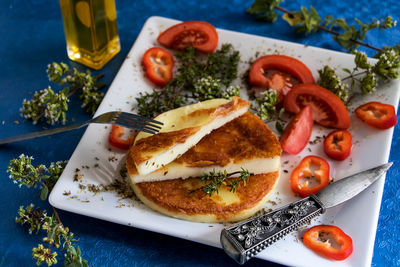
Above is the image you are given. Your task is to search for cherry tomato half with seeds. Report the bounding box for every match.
[157,21,218,53]
[249,55,315,100]
[290,155,330,198]
[142,47,174,87]
[355,101,397,129]
[303,225,353,261]
[280,105,313,155]
[108,125,134,150]
[324,130,352,161]
[284,84,350,129]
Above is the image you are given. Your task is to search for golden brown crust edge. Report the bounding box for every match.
[130,97,250,168]
[130,171,280,223]
[126,112,282,178]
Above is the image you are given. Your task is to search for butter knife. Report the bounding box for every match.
[220,162,392,264]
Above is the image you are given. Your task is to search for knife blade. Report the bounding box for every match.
[220,162,392,265]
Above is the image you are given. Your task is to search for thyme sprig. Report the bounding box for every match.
[21,62,105,125]
[319,49,400,102]
[8,155,87,267]
[135,44,241,118]
[188,168,251,197]
[247,0,396,52]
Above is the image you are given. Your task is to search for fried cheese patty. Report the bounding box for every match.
[127,112,281,183]
[127,112,282,223]
[131,97,250,175]
[131,171,279,223]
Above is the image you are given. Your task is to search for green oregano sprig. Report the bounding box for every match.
[255,89,279,121]
[247,0,282,22]
[188,168,251,197]
[135,87,186,118]
[318,66,350,102]
[8,155,87,266]
[21,62,105,125]
[7,154,67,200]
[135,44,241,118]
[319,49,400,101]
[247,0,396,52]
[324,16,397,51]
[16,204,47,235]
[21,87,69,125]
[193,76,241,101]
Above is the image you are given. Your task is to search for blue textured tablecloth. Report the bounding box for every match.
[0,0,399,266]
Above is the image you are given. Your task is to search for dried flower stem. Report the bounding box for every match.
[52,207,62,226]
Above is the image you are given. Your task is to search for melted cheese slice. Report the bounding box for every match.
[131,97,250,175]
[127,112,282,183]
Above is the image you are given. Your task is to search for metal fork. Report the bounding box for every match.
[0,111,163,145]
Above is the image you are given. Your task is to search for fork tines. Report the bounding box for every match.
[116,112,163,135]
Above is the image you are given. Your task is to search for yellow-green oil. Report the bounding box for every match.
[59,0,120,70]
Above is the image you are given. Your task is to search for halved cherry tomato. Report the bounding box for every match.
[303,225,353,261]
[142,47,174,86]
[324,130,352,161]
[290,155,330,198]
[355,101,397,129]
[249,55,315,96]
[284,84,350,129]
[157,21,218,53]
[280,105,313,155]
[108,125,134,150]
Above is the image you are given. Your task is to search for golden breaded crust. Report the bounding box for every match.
[126,112,282,179]
[131,97,250,175]
[131,171,279,223]
[174,112,281,167]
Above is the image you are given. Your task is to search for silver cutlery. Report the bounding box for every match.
[0,111,163,145]
[221,162,392,264]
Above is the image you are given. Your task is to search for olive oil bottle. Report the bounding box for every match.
[59,0,120,70]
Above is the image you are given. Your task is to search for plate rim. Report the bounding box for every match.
[49,15,399,267]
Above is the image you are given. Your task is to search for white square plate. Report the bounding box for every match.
[49,16,399,267]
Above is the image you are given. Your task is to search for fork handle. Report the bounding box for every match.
[0,122,87,145]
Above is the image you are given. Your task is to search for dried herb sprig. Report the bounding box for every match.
[319,48,400,102]
[8,155,87,266]
[247,0,397,52]
[135,44,241,118]
[21,62,105,125]
[188,168,251,197]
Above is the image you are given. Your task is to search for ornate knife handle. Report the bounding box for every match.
[220,195,326,265]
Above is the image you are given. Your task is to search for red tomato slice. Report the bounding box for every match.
[268,72,293,96]
[355,101,397,129]
[303,225,353,261]
[249,54,315,88]
[290,155,330,198]
[142,47,174,86]
[157,21,218,53]
[108,125,134,150]
[280,105,313,155]
[324,130,352,161]
[284,84,350,129]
